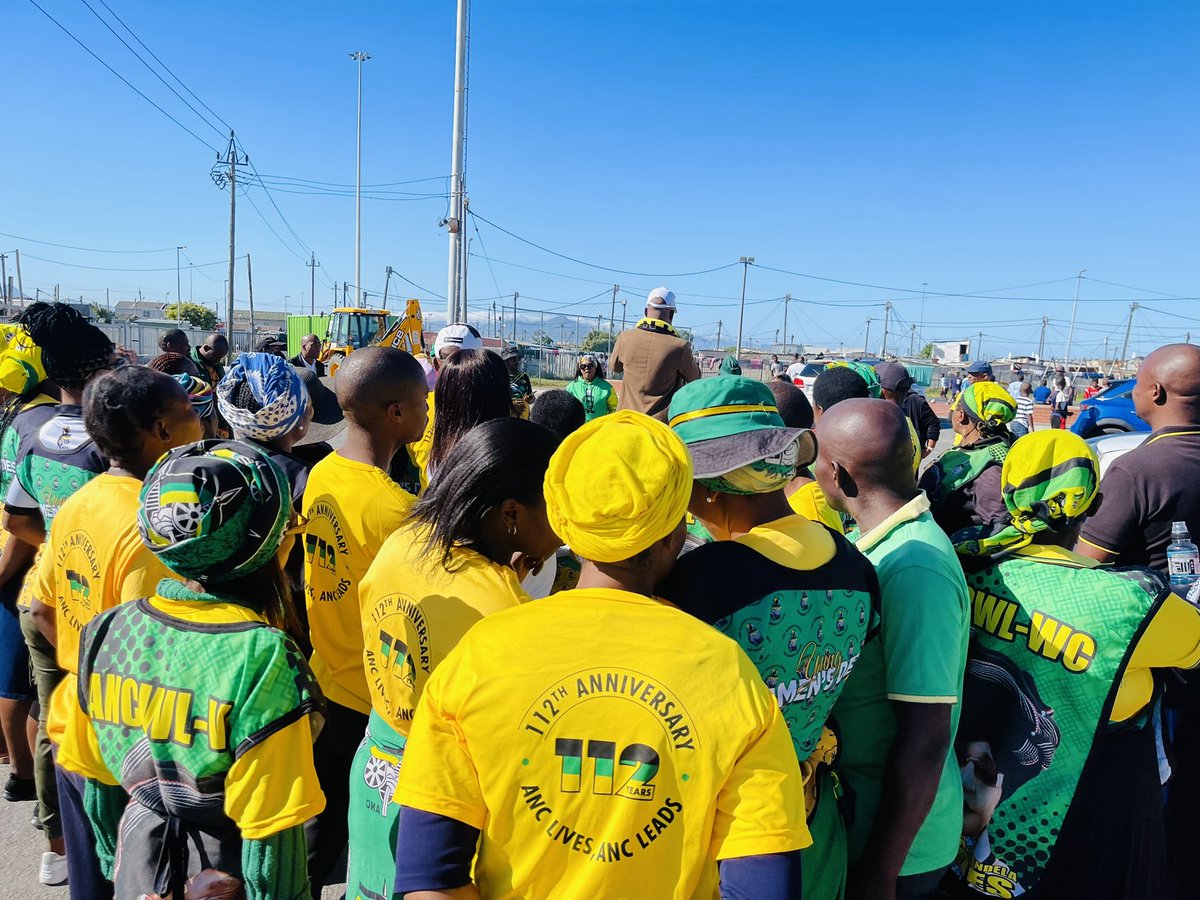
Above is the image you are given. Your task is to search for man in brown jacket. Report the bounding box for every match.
[608,287,701,421]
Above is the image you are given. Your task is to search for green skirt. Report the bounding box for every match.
[347,709,407,900]
[802,768,848,900]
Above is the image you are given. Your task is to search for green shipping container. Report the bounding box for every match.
[286,315,331,359]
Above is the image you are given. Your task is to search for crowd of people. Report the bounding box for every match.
[0,292,1194,900]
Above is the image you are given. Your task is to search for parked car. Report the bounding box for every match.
[789,362,826,403]
[1087,431,1149,479]
[1070,379,1148,438]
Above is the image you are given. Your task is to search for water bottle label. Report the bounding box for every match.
[1168,555,1198,577]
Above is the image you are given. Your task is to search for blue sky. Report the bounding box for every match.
[3,0,1197,358]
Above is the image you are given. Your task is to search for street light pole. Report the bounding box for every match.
[734,256,755,361]
[1065,268,1086,365]
[350,51,371,307]
[176,246,186,322]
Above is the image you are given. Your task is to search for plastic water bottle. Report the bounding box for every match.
[1166,522,1200,596]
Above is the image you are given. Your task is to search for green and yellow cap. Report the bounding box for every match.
[668,376,817,481]
[825,360,881,398]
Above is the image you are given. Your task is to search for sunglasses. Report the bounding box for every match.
[580,363,596,369]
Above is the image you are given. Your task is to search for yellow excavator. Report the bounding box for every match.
[320,299,426,375]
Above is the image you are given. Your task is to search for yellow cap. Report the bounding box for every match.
[0,324,46,395]
[544,410,692,563]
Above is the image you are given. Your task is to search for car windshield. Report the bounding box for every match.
[800,363,824,377]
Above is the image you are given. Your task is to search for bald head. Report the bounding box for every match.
[1134,344,1200,429]
[336,346,426,423]
[814,398,916,512]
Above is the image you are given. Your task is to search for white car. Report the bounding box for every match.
[787,362,826,404]
[1086,431,1149,479]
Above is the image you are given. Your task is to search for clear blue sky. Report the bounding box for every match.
[3,0,1197,359]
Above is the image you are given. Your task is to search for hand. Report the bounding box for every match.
[511,552,545,581]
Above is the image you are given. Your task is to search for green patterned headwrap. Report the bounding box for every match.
[138,439,289,585]
[697,435,805,495]
[952,430,1099,558]
[957,381,1017,432]
[826,360,881,398]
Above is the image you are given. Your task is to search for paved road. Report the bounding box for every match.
[0,760,347,898]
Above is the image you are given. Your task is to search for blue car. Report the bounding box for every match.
[1070,379,1148,437]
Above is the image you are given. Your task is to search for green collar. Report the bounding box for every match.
[157,577,257,610]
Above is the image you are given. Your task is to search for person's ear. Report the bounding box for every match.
[1152,382,1168,406]
[497,498,521,536]
[832,460,857,499]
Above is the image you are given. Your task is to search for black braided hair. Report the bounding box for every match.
[17,302,115,392]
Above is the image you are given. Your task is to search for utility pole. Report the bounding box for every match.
[880,302,892,357]
[307,254,320,315]
[0,254,7,304]
[1120,302,1139,364]
[491,301,496,338]
[382,266,393,309]
[977,331,984,363]
[621,298,627,333]
[609,284,619,353]
[332,282,338,309]
[864,318,872,356]
[909,323,916,357]
[343,281,348,305]
[512,292,519,344]
[350,51,371,309]
[715,320,723,351]
[176,246,186,322]
[734,256,755,360]
[782,293,790,355]
[1065,268,1086,364]
[1103,336,1109,362]
[14,250,23,305]
[445,0,470,323]
[214,132,247,350]
[1037,316,1048,362]
[246,253,256,340]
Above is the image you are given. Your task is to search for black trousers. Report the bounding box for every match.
[306,700,368,896]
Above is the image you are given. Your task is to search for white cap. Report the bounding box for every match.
[433,322,483,356]
[646,287,676,309]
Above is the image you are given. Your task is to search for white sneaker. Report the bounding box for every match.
[39,851,67,886]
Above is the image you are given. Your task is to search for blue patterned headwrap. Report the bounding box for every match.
[215,352,307,441]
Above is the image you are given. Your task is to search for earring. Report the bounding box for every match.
[705,494,715,504]
[508,524,518,536]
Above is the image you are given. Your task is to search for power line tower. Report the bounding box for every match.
[212,132,248,347]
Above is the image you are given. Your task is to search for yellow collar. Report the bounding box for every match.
[1010,544,1101,569]
[734,515,837,570]
[854,492,931,553]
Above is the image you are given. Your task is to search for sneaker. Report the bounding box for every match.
[31,812,42,830]
[3,774,36,802]
[39,851,67,886]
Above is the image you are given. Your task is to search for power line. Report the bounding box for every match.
[77,0,227,141]
[470,211,739,278]
[94,0,232,132]
[27,0,219,152]
[251,173,450,189]
[0,231,177,254]
[21,252,227,272]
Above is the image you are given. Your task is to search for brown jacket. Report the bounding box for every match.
[609,322,701,421]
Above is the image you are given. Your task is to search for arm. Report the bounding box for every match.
[719,852,802,900]
[917,396,940,448]
[241,823,309,900]
[394,807,482,899]
[609,337,624,375]
[0,530,36,594]
[679,344,702,383]
[2,506,44,547]
[848,702,952,900]
[29,596,56,646]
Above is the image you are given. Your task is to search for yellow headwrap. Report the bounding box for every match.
[0,324,46,395]
[956,381,1017,431]
[544,409,692,563]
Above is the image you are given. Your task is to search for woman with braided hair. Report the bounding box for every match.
[948,430,1200,899]
[0,302,116,886]
[918,380,1016,537]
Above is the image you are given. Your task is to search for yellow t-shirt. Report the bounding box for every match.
[32,473,171,745]
[405,392,436,489]
[302,452,415,713]
[396,587,810,899]
[786,479,844,533]
[360,528,528,735]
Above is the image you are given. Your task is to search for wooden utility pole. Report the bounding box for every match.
[609,284,619,353]
[715,320,723,351]
[307,253,320,315]
[782,294,790,354]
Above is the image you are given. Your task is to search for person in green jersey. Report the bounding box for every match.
[57,440,324,900]
[919,381,1016,536]
[659,376,881,900]
[949,430,1200,899]
[565,353,617,422]
[815,399,971,900]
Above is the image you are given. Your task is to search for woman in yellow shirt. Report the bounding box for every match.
[348,417,562,899]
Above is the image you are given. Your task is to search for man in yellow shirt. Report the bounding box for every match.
[393,411,810,899]
[301,346,429,893]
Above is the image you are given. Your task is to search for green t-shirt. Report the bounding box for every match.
[835,493,970,876]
